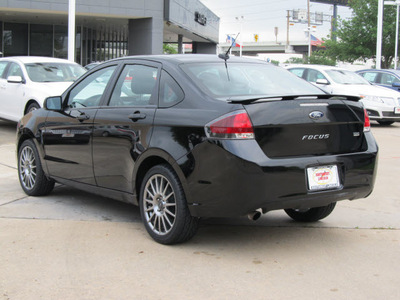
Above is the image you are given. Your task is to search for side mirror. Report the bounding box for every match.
[44,96,62,111]
[316,78,329,85]
[392,82,400,88]
[7,75,24,83]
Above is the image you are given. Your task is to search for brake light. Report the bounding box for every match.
[364,109,370,132]
[205,110,254,139]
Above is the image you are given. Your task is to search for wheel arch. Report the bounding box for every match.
[24,100,40,115]
[17,130,35,153]
[133,149,190,205]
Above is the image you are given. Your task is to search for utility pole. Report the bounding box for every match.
[307,0,312,57]
[287,10,290,47]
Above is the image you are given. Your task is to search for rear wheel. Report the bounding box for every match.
[18,139,54,196]
[284,202,336,222]
[377,121,394,126]
[139,164,199,244]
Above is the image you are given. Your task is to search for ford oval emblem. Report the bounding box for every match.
[309,111,324,120]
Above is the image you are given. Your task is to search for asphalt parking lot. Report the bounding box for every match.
[1,119,400,300]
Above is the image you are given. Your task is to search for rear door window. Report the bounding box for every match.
[108,64,158,107]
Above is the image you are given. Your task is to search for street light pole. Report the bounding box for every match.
[236,16,244,57]
[307,0,312,57]
[377,0,384,69]
[384,0,400,69]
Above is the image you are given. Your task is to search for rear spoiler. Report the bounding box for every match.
[227,94,361,104]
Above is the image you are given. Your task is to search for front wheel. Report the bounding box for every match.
[18,139,55,196]
[139,164,199,244]
[284,202,336,222]
[26,102,40,114]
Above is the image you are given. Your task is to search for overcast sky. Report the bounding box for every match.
[200,0,352,44]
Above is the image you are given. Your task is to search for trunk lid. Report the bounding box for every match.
[243,98,367,158]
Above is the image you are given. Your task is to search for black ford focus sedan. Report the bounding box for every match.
[16,55,378,244]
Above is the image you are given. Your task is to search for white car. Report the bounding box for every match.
[286,64,400,125]
[0,56,86,122]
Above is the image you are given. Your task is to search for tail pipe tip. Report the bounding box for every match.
[248,210,262,221]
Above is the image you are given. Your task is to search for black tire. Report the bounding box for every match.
[139,164,199,245]
[377,121,394,126]
[18,139,55,196]
[26,102,40,114]
[284,202,336,222]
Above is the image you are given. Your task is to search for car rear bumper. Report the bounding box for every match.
[181,133,378,218]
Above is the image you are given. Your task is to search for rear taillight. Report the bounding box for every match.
[364,109,370,132]
[205,110,254,139]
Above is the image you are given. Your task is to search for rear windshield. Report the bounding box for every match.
[25,63,86,82]
[180,62,323,99]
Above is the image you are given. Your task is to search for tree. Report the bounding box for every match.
[163,44,178,54]
[284,53,336,66]
[322,0,397,69]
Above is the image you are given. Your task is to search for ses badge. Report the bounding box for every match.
[307,165,340,191]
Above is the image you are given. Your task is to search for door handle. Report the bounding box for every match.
[129,112,146,121]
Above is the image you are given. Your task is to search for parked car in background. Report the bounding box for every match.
[84,62,102,70]
[356,69,400,92]
[16,55,378,244]
[286,64,400,125]
[0,56,86,122]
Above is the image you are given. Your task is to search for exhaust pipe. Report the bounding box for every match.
[248,210,262,221]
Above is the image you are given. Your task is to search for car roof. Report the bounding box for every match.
[0,56,80,64]
[108,54,270,65]
[285,64,351,72]
[356,69,400,76]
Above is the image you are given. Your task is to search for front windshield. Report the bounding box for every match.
[325,69,370,85]
[180,62,324,99]
[25,63,86,83]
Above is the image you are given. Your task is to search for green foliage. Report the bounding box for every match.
[323,0,397,69]
[285,57,305,64]
[270,59,280,66]
[308,52,336,66]
[163,44,178,54]
[284,52,336,66]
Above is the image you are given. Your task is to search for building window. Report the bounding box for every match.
[3,23,28,56]
[54,25,68,59]
[30,24,53,57]
[0,22,3,57]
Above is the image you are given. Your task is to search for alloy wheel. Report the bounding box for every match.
[143,174,177,235]
[19,146,37,190]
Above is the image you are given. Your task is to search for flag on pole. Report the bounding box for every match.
[310,35,325,47]
[226,35,240,47]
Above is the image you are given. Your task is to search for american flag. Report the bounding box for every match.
[310,35,325,47]
[226,35,240,47]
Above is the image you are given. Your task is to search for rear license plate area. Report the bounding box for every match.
[307,165,340,191]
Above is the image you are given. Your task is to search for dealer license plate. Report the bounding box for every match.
[394,107,400,114]
[307,165,340,191]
